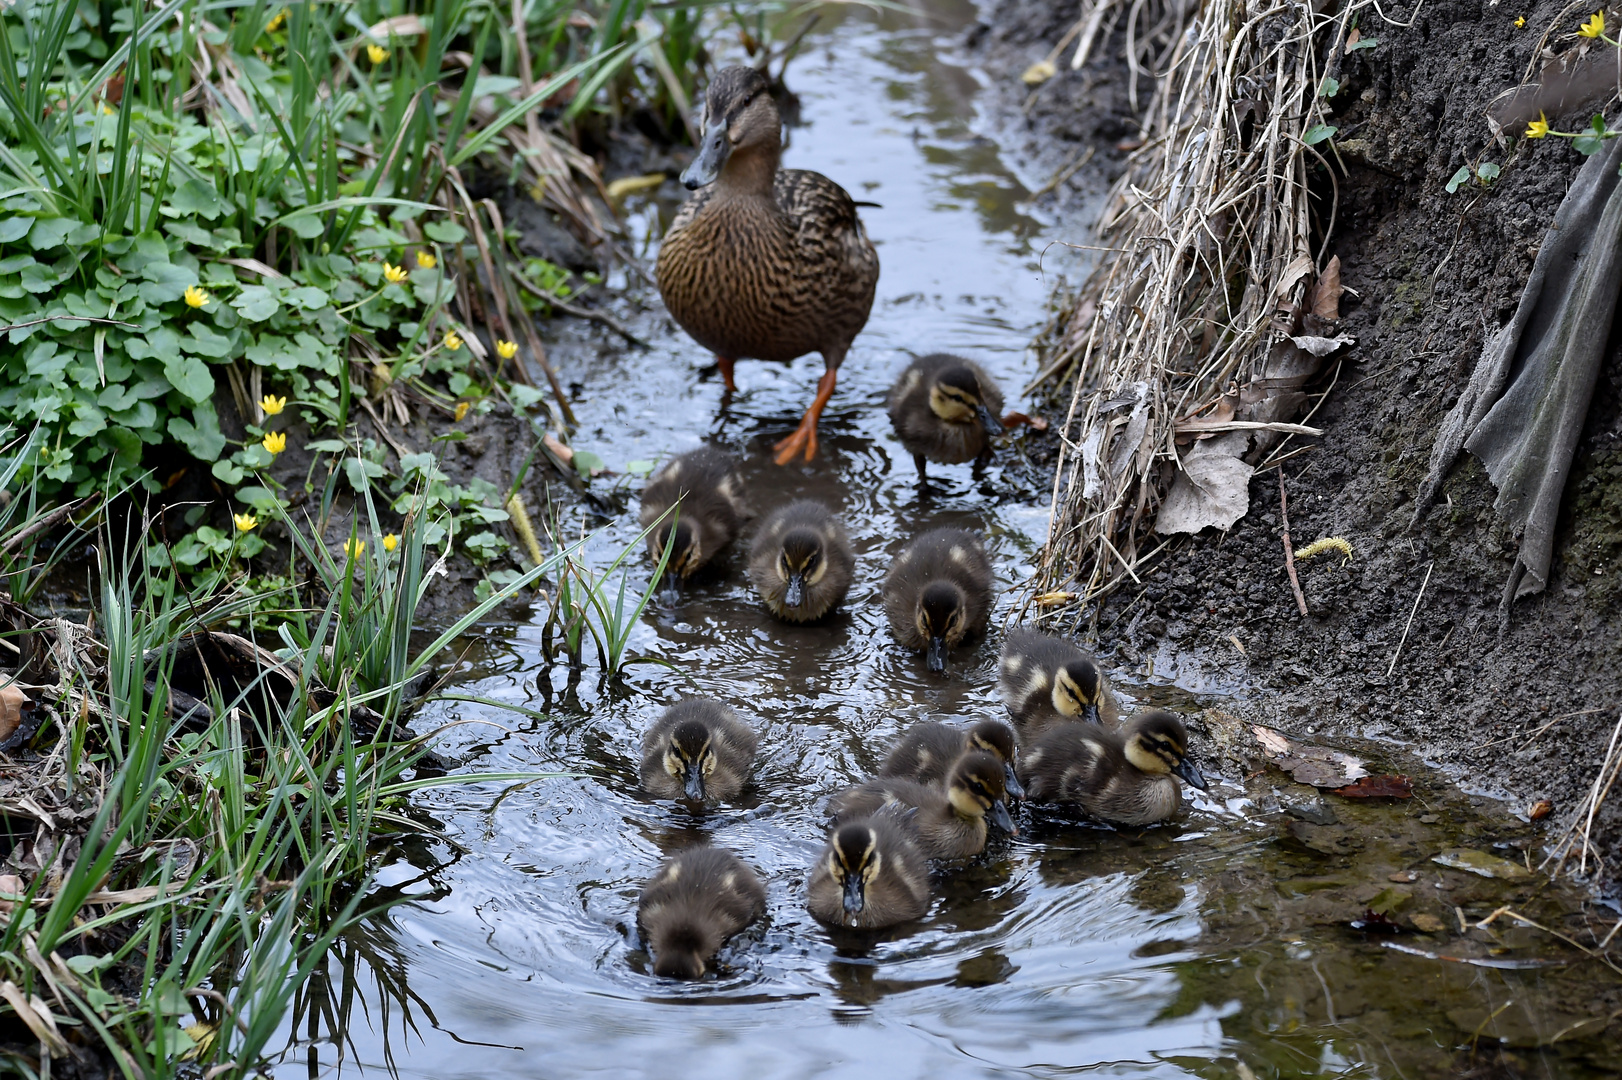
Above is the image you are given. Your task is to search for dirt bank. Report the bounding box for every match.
[968,0,1622,889]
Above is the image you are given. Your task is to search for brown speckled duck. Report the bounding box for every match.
[638,447,749,581]
[881,527,993,672]
[638,845,766,979]
[655,65,880,465]
[1017,709,1208,826]
[886,353,1005,480]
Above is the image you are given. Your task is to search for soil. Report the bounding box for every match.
[965,0,1622,891]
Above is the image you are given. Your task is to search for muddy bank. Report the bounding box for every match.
[968,0,1622,889]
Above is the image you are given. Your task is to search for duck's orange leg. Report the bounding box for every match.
[717,355,737,393]
[773,368,839,464]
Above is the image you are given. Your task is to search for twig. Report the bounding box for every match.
[1386,560,1434,678]
[513,272,646,346]
[1031,145,1097,198]
[1,497,98,554]
[0,316,139,333]
[1279,473,1308,617]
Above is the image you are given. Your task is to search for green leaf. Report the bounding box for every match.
[573,449,605,477]
[68,402,106,437]
[28,217,75,250]
[168,405,226,461]
[211,459,246,484]
[1476,162,1501,183]
[283,285,329,310]
[423,220,466,243]
[64,954,114,975]
[0,253,37,274]
[1347,36,1379,51]
[1445,166,1471,194]
[1318,76,1340,98]
[286,214,326,240]
[182,323,233,358]
[1574,134,1607,156]
[626,459,655,477]
[168,178,229,220]
[0,216,32,244]
[162,351,215,403]
[138,262,199,305]
[1302,124,1338,147]
[233,285,280,321]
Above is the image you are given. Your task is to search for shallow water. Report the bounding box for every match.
[270,4,1622,1076]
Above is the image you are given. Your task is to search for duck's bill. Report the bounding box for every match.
[683,764,706,801]
[783,572,805,608]
[926,636,948,672]
[990,798,1017,835]
[1173,758,1208,791]
[841,872,866,916]
[977,404,1005,436]
[1082,701,1101,725]
[680,121,730,189]
[1002,762,1027,801]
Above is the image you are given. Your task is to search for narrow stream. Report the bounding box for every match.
[271,4,1622,1076]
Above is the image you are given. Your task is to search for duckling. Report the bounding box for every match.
[656,65,880,465]
[639,698,758,803]
[997,626,1118,743]
[747,500,855,622]
[882,527,993,671]
[1017,709,1208,826]
[638,447,749,582]
[878,719,1025,801]
[886,353,1006,479]
[828,750,1015,860]
[807,810,931,930]
[638,845,766,979]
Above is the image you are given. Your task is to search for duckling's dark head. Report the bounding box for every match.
[682,66,780,190]
[927,363,1004,435]
[653,518,701,579]
[946,750,1017,834]
[967,719,1024,801]
[1052,657,1104,724]
[916,580,968,671]
[829,822,882,922]
[651,922,712,979]
[776,528,827,609]
[663,717,716,801]
[1123,709,1208,791]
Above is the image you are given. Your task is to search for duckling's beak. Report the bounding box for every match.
[1173,757,1208,791]
[1002,762,1026,801]
[977,403,1004,436]
[841,871,865,917]
[926,636,948,672]
[989,798,1016,834]
[681,120,730,189]
[1082,701,1101,725]
[784,571,806,608]
[682,761,706,801]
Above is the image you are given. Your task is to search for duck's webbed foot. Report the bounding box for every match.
[773,368,838,464]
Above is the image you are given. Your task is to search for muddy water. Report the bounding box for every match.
[273,4,1622,1076]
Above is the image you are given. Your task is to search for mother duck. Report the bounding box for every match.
[656,66,880,464]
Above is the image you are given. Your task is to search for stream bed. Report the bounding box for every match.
[271,3,1622,1076]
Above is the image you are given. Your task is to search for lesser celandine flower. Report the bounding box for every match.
[383,262,408,284]
[367,44,389,64]
[1526,113,1551,138]
[233,512,258,533]
[266,9,286,31]
[496,339,518,360]
[1515,15,1526,26]
[261,394,287,416]
[383,533,400,552]
[416,250,437,269]
[184,285,209,308]
[444,330,463,351]
[345,538,366,559]
[262,431,287,455]
[1580,11,1605,36]
[454,401,471,421]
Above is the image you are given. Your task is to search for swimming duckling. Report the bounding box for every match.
[807,810,931,930]
[1017,709,1208,826]
[878,719,1025,800]
[997,626,1117,743]
[747,500,855,622]
[828,750,1015,860]
[638,447,749,581]
[881,527,993,672]
[639,698,758,803]
[638,845,766,979]
[886,353,1006,480]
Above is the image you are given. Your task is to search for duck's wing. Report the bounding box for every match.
[774,169,879,280]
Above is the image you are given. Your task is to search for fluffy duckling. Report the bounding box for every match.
[638,845,766,979]
[638,447,749,581]
[878,719,1025,801]
[998,626,1117,743]
[807,810,931,930]
[747,500,855,622]
[828,750,1015,860]
[1017,709,1208,826]
[881,527,993,671]
[886,353,1006,479]
[639,698,758,803]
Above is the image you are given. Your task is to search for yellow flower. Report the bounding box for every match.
[416,250,437,269]
[444,330,462,351]
[454,401,470,421]
[260,394,287,416]
[496,339,518,360]
[184,285,209,308]
[101,104,114,116]
[262,431,287,455]
[1526,112,1551,139]
[382,533,400,552]
[344,538,365,559]
[1580,10,1605,36]
[367,44,389,65]
[233,512,258,533]
[382,262,408,284]
[266,9,286,31]
[1515,15,1526,26]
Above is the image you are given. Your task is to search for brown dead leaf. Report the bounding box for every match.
[1332,774,1414,799]
[1528,799,1553,821]
[1252,725,1369,788]
[1410,912,1446,933]
[1388,870,1420,883]
[1308,255,1342,322]
[0,681,26,742]
[1344,27,1361,52]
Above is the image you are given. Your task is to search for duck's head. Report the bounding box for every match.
[927,365,1003,435]
[776,528,828,610]
[916,581,969,671]
[652,518,701,579]
[1051,657,1104,725]
[682,66,779,189]
[651,922,712,979]
[1122,710,1208,791]
[945,750,1017,834]
[966,719,1024,801]
[828,822,884,924]
[662,717,717,801]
